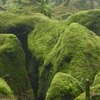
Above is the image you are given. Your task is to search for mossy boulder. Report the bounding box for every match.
[63,9,100,35]
[28,18,58,60]
[36,23,100,99]
[0,34,34,99]
[0,78,16,100]
[45,72,82,100]
[0,7,100,100]
[0,11,34,33]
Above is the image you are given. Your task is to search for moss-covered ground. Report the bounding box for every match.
[0,4,100,99]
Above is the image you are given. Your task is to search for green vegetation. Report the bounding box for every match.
[93,72,100,86]
[63,9,100,35]
[0,34,34,99]
[41,0,52,18]
[37,22,100,99]
[0,78,16,100]
[0,1,100,99]
[75,83,100,100]
[45,72,82,100]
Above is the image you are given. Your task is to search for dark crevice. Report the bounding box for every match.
[45,63,53,70]
[62,93,73,100]
[8,25,32,69]
[28,55,39,98]
[7,25,39,99]
[64,54,73,63]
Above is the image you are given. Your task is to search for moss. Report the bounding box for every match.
[0,78,17,100]
[0,7,100,100]
[0,34,34,99]
[0,12,35,33]
[0,10,60,99]
[37,23,100,99]
[75,84,100,100]
[44,22,100,80]
[28,17,59,60]
[93,72,100,86]
[45,72,82,100]
[40,0,52,18]
[63,9,100,35]
[62,12,72,20]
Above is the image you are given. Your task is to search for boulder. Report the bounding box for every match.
[45,72,82,100]
[0,34,34,99]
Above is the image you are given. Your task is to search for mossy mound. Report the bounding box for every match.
[37,23,100,99]
[0,78,16,100]
[0,11,34,33]
[0,34,34,99]
[28,17,59,60]
[63,9,100,35]
[45,72,82,100]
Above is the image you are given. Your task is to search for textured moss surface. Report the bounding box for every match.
[33,22,100,99]
[28,10,100,99]
[0,78,16,100]
[93,72,100,86]
[28,17,58,60]
[45,72,82,100]
[0,8,100,100]
[75,84,100,100]
[63,9,100,35]
[0,34,34,99]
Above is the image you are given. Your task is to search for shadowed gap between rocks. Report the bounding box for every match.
[7,25,39,99]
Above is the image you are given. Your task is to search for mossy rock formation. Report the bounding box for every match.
[45,72,82,100]
[0,8,100,100]
[63,9,100,35]
[0,34,34,99]
[0,78,16,100]
[29,22,100,99]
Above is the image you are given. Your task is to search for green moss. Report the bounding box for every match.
[75,84,100,100]
[41,2,52,18]
[28,18,59,60]
[0,78,17,100]
[0,12,35,33]
[93,72,100,86]
[0,7,100,100]
[45,72,82,100]
[45,22,100,80]
[62,12,72,20]
[63,9,100,35]
[0,34,34,99]
[38,23,100,99]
